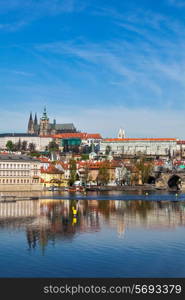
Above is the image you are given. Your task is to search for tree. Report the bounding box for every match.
[68,159,77,186]
[13,139,22,152]
[28,143,36,152]
[75,173,80,181]
[83,163,89,186]
[81,154,89,160]
[29,152,40,157]
[6,140,14,151]
[97,161,110,186]
[135,157,153,184]
[48,140,59,152]
[105,145,111,155]
[21,140,27,151]
[17,139,22,151]
[82,145,90,154]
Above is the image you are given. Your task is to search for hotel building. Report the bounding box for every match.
[0,154,41,191]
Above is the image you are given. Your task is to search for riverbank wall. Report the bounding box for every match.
[0,184,43,192]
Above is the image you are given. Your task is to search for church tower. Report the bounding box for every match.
[39,107,49,136]
[33,113,38,134]
[27,112,35,134]
[34,113,38,127]
[118,128,125,139]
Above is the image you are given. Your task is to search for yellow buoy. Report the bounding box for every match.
[72,218,77,225]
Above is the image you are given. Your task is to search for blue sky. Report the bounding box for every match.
[0,0,185,138]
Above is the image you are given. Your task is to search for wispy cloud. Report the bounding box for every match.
[167,0,185,7]
[1,0,185,137]
[34,26,185,108]
[0,0,86,31]
[11,70,34,76]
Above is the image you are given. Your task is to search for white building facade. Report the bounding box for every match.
[0,135,52,151]
[0,154,42,191]
[100,138,177,156]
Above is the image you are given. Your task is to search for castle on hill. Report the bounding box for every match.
[27,107,77,136]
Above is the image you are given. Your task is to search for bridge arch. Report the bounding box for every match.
[147,176,156,184]
[168,175,181,189]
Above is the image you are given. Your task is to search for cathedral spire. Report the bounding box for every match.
[28,112,33,130]
[27,112,34,134]
[34,113,38,126]
[29,112,33,122]
[41,106,49,120]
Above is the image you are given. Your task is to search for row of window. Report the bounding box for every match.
[0,163,39,169]
[0,179,39,184]
[0,163,30,169]
[0,171,30,176]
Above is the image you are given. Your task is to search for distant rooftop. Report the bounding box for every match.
[53,132,102,139]
[0,133,38,137]
[0,154,40,162]
[103,138,177,142]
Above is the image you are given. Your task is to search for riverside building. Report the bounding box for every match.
[0,154,41,191]
[100,138,177,156]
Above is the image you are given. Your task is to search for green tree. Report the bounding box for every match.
[21,140,27,151]
[97,161,110,186]
[75,173,80,181]
[13,139,21,151]
[6,140,14,151]
[48,140,59,152]
[135,157,153,184]
[28,143,36,152]
[68,159,77,186]
[81,154,89,160]
[29,152,40,158]
[105,145,111,155]
[83,163,89,186]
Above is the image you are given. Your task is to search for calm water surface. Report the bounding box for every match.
[0,192,185,277]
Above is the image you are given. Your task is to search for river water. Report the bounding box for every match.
[0,191,185,277]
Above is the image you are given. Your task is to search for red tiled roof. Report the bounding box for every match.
[104,138,177,142]
[87,133,102,139]
[174,161,185,165]
[77,160,122,169]
[41,164,64,174]
[38,157,50,163]
[52,133,102,139]
[154,161,164,166]
[55,161,69,170]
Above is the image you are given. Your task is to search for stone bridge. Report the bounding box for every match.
[151,172,185,190]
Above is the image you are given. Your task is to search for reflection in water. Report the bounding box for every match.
[0,199,185,252]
